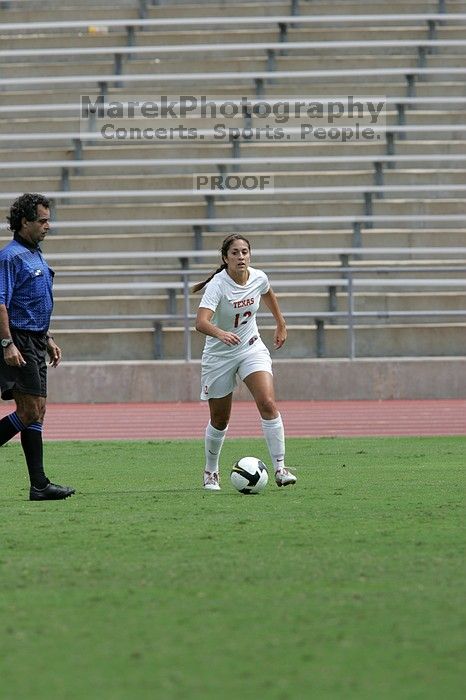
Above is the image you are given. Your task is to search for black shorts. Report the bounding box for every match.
[0,329,48,401]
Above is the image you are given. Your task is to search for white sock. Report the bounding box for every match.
[204,421,227,472]
[261,413,285,473]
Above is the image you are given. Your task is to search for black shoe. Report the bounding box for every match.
[29,482,76,501]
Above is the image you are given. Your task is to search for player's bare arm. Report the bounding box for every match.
[261,288,287,348]
[0,303,26,366]
[46,336,62,368]
[196,307,241,346]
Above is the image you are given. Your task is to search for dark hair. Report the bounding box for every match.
[192,234,251,293]
[7,193,51,235]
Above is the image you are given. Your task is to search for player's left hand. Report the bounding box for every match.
[274,325,287,349]
[46,338,62,367]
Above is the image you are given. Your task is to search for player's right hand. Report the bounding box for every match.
[4,344,26,367]
[218,331,241,346]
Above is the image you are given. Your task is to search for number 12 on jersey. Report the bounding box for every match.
[234,311,252,328]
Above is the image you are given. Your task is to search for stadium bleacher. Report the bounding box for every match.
[0,0,465,399]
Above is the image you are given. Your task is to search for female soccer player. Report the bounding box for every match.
[193,234,297,491]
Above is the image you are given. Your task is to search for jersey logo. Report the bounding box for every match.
[233,297,254,309]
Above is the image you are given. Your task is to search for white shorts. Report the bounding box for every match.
[200,341,273,401]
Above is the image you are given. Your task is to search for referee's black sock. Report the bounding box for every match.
[20,423,49,489]
[0,412,26,446]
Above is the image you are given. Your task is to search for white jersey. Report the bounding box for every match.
[199,266,270,358]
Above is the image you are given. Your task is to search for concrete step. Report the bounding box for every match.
[0,7,138,23]
[0,170,380,192]
[45,195,465,224]
[44,232,197,251]
[214,198,466,218]
[0,114,243,134]
[124,56,421,76]
[0,60,116,79]
[50,199,368,221]
[429,55,466,67]
[286,27,466,41]
[383,169,466,185]
[148,2,466,19]
[0,147,73,162]
[0,176,59,191]
[148,1,289,18]
[373,198,466,215]
[4,226,460,253]
[78,140,386,161]
[396,140,466,155]
[82,142,233,160]
[5,167,465,194]
[297,1,466,11]
[273,55,421,70]
[400,111,466,125]
[135,28,430,46]
[0,34,129,51]
[415,81,466,97]
[353,291,466,313]
[264,81,462,98]
[51,201,205,221]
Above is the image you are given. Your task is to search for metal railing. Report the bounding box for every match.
[1,12,464,32]
[2,95,466,120]
[1,38,465,63]
[1,65,465,90]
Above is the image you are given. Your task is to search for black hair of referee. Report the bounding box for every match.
[0,193,75,500]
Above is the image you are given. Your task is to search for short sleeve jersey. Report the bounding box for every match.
[0,238,54,332]
[199,266,270,358]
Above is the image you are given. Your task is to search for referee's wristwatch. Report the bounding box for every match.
[1,338,13,349]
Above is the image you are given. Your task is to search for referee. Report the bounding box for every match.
[0,193,75,500]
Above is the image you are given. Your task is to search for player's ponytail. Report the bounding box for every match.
[191,263,227,293]
[191,234,251,293]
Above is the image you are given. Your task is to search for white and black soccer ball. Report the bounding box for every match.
[230,457,269,494]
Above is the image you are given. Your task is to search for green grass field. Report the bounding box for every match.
[0,436,464,700]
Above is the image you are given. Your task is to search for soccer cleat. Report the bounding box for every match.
[203,471,221,491]
[29,482,76,501]
[275,468,297,488]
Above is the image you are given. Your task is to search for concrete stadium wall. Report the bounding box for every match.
[46,358,466,403]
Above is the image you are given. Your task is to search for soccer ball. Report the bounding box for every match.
[230,457,269,494]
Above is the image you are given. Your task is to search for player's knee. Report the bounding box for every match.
[212,420,229,431]
[257,397,277,418]
[16,399,45,426]
[16,406,41,425]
